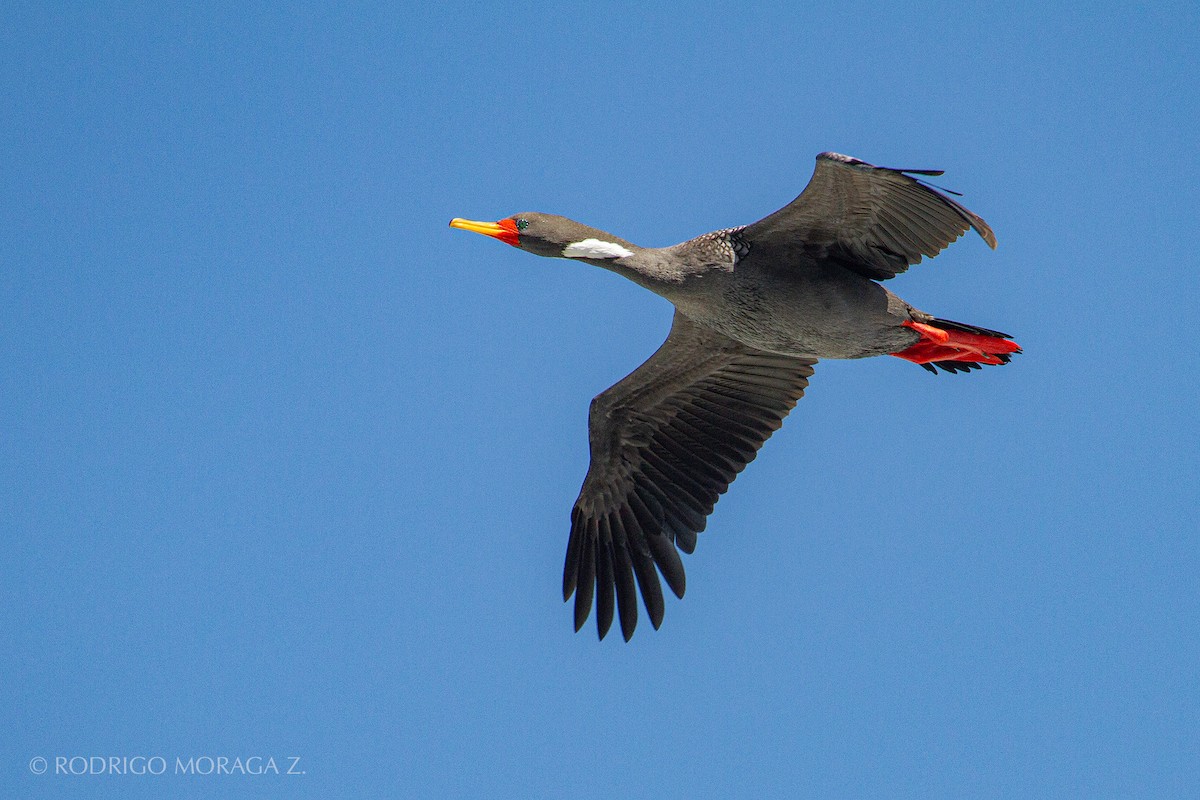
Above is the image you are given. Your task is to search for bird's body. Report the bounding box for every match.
[641,240,919,359]
[451,152,1020,641]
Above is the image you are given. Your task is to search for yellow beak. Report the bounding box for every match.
[449,217,520,246]
[449,218,507,237]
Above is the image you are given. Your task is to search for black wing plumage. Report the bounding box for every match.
[743,152,997,280]
[563,312,817,641]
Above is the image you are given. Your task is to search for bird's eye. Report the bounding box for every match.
[515,218,529,231]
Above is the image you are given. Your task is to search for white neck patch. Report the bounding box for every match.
[562,238,634,260]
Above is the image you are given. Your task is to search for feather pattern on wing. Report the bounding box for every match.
[743,152,996,280]
[563,312,817,640]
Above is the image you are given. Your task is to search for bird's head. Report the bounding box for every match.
[450,212,636,261]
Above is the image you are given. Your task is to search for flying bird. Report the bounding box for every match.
[451,152,1020,641]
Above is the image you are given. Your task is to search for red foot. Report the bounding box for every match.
[892,320,1021,366]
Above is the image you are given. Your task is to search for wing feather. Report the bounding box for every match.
[743,152,996,280]
[572,521,596,632]
[565,312,816,640]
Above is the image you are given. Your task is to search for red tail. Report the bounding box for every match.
[892,319,1021,374]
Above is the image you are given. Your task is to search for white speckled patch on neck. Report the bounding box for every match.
[562,239,634,259]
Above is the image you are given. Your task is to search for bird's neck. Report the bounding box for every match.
[567,246,673,291]
[558,225,714,299]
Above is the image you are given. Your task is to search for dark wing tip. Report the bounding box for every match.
[975,217,998,249]
[562,508,583,601]
[596,612,614,640]
[618,602,637,641]
[646,531,686,599]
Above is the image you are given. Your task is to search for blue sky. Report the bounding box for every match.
[4,2,1198,798]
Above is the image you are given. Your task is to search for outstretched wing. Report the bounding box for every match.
[564,312,817,641]
[743,152,997,280]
